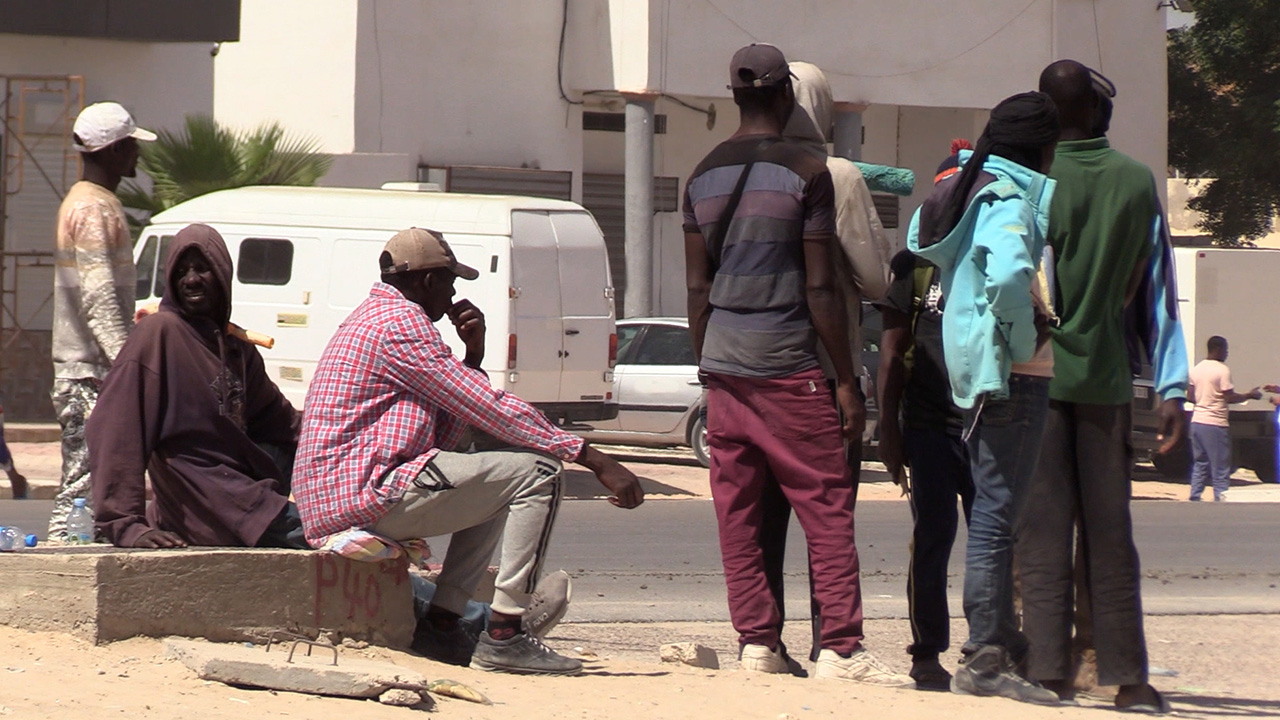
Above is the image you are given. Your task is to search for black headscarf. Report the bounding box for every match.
[940,91,1061,234]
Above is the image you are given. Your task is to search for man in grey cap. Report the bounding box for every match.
[684,44,910,687]
[294,227,644,676]
[48,102,155,541]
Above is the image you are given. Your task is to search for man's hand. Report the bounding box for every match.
[878,422,906,482]
[836,381,866,442]
[1265,384,1280,394]
[131,529,187,549]
[1155,397,1187,456]
[448,300,486,367]
[1249,386,1264,400]
[577,445,644,509]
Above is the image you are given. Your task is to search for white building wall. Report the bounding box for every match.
[213,0,359,152]
[1052,0,1168,204]
[350,0,584,198]
[215,0,1172,315]
[0,34,215,332]
[0,34,213,137]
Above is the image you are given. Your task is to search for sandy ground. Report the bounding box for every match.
[1,614,1277,719]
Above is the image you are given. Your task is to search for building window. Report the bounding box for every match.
[237,239,294,285]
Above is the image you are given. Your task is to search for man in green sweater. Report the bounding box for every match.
[1015,60,1188,713]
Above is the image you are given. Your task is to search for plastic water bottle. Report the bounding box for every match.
[67,497,94,545]
[0,526,22,552]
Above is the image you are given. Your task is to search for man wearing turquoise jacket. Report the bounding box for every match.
[1016,60,1186,714]
[908,92,1062,706]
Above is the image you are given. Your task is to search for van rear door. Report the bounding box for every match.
[510,212,563,404]
[549,211,615,409]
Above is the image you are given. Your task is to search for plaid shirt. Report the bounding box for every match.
[294,283,584,545]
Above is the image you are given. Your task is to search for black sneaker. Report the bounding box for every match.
[952,645,1060,705]
[910,656,953,692]
[410,619,477,666]
[469,631,583,676]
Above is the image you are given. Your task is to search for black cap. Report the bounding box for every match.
[729,43,793,88]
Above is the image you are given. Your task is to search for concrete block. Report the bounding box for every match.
[165,638,428,698]
[659,642,720,669]
[0,548,414,647]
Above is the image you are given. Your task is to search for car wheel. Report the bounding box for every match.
[690,410,710,468]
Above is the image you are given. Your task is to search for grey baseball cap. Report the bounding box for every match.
[728,43,795,88]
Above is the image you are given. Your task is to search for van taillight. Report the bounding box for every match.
[608,333,618,368]
[507,334,518,369]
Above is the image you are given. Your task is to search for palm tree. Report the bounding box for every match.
[119,114,332,231]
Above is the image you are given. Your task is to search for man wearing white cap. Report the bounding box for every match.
[294,227,644,676]
[47,102,155,541]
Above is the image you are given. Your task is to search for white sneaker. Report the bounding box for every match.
[740,643,789,673]
[815,648,916,689]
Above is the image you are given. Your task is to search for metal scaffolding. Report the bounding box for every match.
[0,75,84,421]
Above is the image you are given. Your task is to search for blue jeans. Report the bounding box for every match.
[410,573,491,634]
[905,425,974,659]
[1189,422,1231,501]
[961,374,1049,656]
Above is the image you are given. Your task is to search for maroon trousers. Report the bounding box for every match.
[707,368,864,655]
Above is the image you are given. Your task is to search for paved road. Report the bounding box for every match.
[4,496,1277,620]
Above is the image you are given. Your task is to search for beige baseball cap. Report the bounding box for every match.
[72,102,156,152]
[380,227,479,280]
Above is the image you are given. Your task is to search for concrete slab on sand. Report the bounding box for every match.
[165,637,428,698]
[0,548,414,647]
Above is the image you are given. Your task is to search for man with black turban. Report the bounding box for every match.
[908,91,1063,705]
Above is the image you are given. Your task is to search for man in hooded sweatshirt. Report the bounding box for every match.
[88,224,300,550]
[907,92,1062,705]
[755,61,892,671]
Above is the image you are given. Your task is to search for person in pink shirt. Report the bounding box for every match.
[1188,336,1260,501]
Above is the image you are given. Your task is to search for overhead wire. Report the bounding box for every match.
[557,0,584,105]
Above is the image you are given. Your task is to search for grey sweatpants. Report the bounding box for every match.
[373,449,564,617]
[48,378,101,539]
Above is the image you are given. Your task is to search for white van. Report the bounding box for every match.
[132,185,619,425]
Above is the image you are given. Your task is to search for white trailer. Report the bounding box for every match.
[1136,247,1280,482]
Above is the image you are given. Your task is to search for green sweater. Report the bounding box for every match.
[1047,138,1158,405]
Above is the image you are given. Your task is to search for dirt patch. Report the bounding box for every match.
[0,615,1275,719]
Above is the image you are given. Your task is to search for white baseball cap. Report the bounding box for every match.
[72,102,156,153]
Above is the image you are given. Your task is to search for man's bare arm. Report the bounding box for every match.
[685,231,713,363]
[804,233,863,440]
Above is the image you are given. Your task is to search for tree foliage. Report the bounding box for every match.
[119,114,332,227]
[1168,0,1280,245]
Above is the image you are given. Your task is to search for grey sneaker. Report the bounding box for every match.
[523,570,572,638]
[952,645,1060,705]
[469,631,583,676]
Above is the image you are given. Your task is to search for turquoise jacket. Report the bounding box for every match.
[907,151,1056,409]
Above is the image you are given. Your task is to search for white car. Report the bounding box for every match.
[582,318,709,467]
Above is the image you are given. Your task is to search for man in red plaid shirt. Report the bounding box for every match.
[294,227,643,676]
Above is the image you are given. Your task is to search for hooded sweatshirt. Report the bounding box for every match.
[908,151,1056,408]
[89,224,298,547]
[783,62,891,377]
